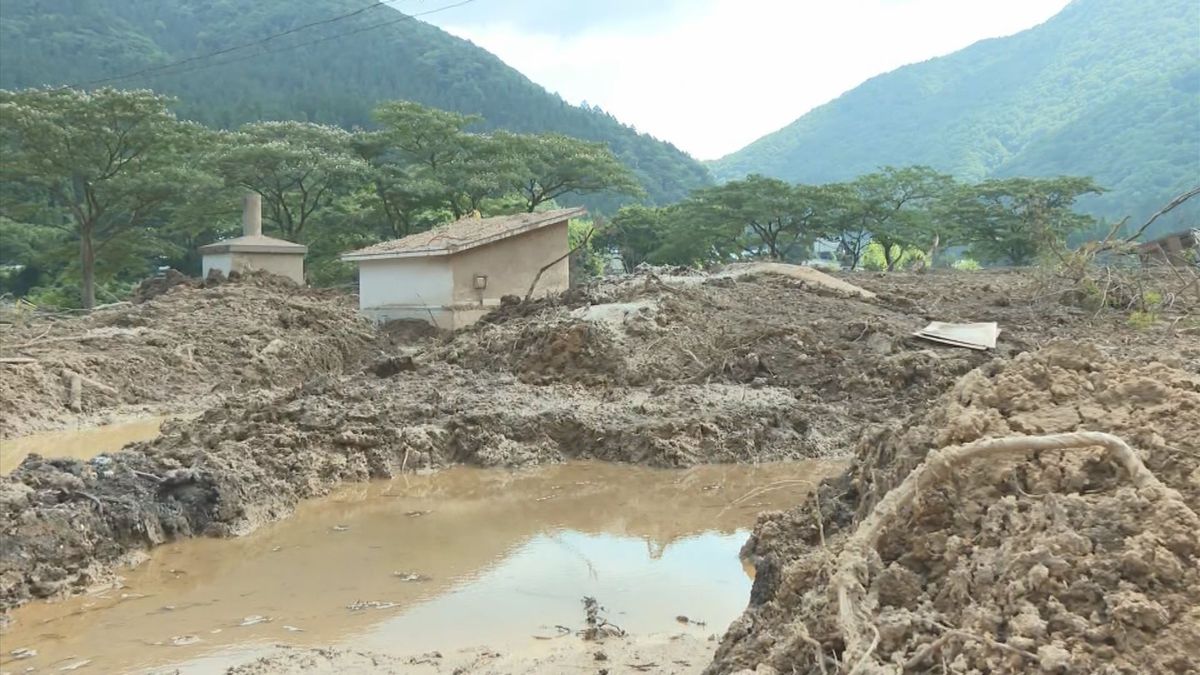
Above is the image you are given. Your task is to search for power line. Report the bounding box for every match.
[65,0,474,88]
[67,1,391,88]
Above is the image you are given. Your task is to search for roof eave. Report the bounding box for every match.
[341,207,586,261]
[199,243,308,255]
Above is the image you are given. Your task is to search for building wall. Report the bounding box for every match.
[202,252,305,283]
[201,253,233,279]
[356,220,569,329]
[450,220,569,307]
[357,256,454,327]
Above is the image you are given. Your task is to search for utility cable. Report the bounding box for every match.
[63,0,475,88]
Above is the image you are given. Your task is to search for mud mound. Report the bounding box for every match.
[0,273,377,438]
[708,343,1200,674]
[0,362,823,611]
[439,274,994,453]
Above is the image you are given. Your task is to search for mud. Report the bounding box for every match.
[0,273,376,439]
[707,343,1200,674]
[2,265,1197,675]
[0,363,822,610]
[1,461,844,674]
[0,415,177,474]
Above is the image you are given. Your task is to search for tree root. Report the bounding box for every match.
[833,431,1190,673]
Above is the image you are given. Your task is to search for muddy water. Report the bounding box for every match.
[1,460,845,675]
[0,416,172,474]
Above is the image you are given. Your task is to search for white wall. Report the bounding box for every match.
[202,253,232,278]
[358,257,453,312]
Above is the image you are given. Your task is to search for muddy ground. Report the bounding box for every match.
[0,272,376,439]
[2,264,1198,674]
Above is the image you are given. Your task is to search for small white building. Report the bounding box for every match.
[198,193,307,283]
[342,208,585,329]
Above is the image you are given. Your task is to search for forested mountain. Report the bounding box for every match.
[710,0,1200,236]
[0,0,711,211]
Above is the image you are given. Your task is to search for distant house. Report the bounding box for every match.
[342,207,585,328]
[1139,229,1199,267]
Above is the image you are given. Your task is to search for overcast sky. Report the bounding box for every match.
[416,0,1071,160]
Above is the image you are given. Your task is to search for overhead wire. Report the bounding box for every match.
[62,0,477,89]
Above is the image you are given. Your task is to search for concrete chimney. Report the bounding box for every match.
[242,193,262,237]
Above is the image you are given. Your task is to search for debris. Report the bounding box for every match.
[330,525,349,532]
[532,625,571,640]
[9,648,36,660]
[580,596,625,641]
[626,662,659,672]
[369,355,416,378]
[675,615,707,627]
[282,625,304,632]
[346,600,398,611]
[169,635,201,646]
[593,650,608,661]
[59,660,92,671]
[392,572,430,582]
[238,615,271,626]
[404,510,430,517]
[912,321,999,350]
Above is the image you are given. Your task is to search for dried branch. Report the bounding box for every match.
[524,225,595,302]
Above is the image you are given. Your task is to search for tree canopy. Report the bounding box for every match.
[710,0,1200,239]
[0,91,651,304]
[0,0,712,212]
[0,87,208,307]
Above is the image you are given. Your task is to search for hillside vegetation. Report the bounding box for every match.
[0,0,711,210]
[711,0,1200,236]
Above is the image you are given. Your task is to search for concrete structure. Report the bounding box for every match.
[1138,229,1198,267]
[198,194,307,283]
[342,208,585,328]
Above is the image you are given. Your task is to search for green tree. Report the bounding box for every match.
[850,166,956,271]
[820,182,872,270]
[212,121,366,239]
[956,176,1104,264]
[351,130,447,240]
[599,204,667,271]
[0,87,206,308]
[499,132,643,212]
[686,175,828,260]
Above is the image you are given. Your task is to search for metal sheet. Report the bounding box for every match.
[913,321,1000,350]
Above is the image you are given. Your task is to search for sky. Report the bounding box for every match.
[414,0,1072,160]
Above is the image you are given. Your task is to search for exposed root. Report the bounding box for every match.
[834,431,1189,672]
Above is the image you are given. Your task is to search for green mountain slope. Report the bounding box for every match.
[710,0,1200,233]
[0,0,711,210]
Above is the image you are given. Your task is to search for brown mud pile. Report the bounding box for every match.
[0,273,376,438]
[440,273,990,449]
[708,342,1200,674]
[3,266,1193,636]
[0,360,813,610]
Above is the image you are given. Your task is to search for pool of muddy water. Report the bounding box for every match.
[1,460,845,674]
[0,416,177,474]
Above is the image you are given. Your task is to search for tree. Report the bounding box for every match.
[851,166,955,270]
[820,183,873,270]
[213,121,366,239]
[372,100,478,172]
[0,87,205,308]
[499,132,643,212]
[599,204,668,271]
[687,175,828,260]
[351,130,446,240]
[956,176,1104,264]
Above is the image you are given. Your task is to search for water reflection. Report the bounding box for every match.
[1,460,845,675]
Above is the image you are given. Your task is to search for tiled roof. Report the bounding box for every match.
[341,207,585,261]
